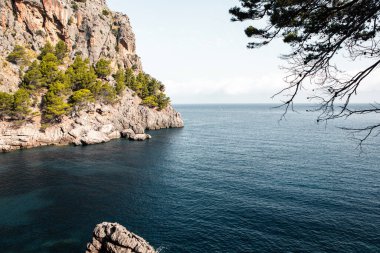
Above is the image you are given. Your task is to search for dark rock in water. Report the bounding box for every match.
[86,222,156,253]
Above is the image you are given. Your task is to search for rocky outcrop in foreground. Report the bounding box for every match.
[86,222,156,253]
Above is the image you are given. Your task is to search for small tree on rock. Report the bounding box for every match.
[95,59,112,79]
[22,61,43,91]
[55,41,69,62]
[13,88,31,119]
[38,42,55,60]
[0,92,14,119]
[114,68,126,95]
[7,45,31,66]
[70,89,95,109]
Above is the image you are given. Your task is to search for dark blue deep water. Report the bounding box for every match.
[0,104,379,253]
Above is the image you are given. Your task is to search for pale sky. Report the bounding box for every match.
[107,0,380,104]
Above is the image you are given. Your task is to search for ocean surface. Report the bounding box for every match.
[0,104,379,253]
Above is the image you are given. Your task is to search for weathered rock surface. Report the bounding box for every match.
[0,0,184,152]
[0,88,183,152]
[0,0,142,91]
[86,222,156,253]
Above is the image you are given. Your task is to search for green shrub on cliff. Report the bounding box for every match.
[135,73,150,98]
[94,82,117,103]
[125,68,137,90]
[0,89,34,119]
[39,41,68,62]
[22,61,43,90]
[66,57,116,103]
[0,88,31,120]
[49,81,71,96]
[114,69,126,95]
[43,90,70,122]
[22,53,65,92]
[7,45,30,66]
[124,70,171,110]
[72,2,78,11]
[66,56,98,90]
[38,42,55,60]
[156,93,170,110]
[0,92,14,119]
[70,89,95,108]
[13,88,31,119]
[147,78,161,95]
[42,81,71,122]
[142,95,158,108]
[39,53,62,85]
[3,40,172,123]
[102,9,110,16]
[55,41,69,62]
[95,59,112,79]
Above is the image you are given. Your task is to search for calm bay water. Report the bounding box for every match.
[0,104,379,253]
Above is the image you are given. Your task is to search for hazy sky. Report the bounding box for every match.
[107,0,380,104]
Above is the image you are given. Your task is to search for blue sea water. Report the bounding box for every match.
[0,104,379,253]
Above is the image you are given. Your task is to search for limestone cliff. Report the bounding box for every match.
[0,0,142,92]
[0,0,184,152]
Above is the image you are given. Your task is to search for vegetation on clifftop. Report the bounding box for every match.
[1,42,171,123]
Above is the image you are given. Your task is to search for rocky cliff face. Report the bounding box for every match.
[0,0,184,152]
[0,0,142,92]
[86,223,156,253]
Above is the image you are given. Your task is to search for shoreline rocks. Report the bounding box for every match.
[86,222,156,253]
[0,89,183,152]
[0,95,183,152]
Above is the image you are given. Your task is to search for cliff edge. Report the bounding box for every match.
[0,0,183,152]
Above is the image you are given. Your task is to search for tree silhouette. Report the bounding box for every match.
[230,0,380,144]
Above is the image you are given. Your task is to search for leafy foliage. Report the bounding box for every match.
[0,89,32,119]
[0,92,14,119]
[39,53,62,85]
[125,68,137,90]
[121,69,170,110]
[42,80,71,123]
[43,90,70,122]
[1,41,172,124]
[49,81,71,96]
[142,95,158,108]
[38,42,55,60]
[102,9,110,16]
[55,41,69,62]
[13,88,31,119]
[70,89,95,108]
[6,45,31,66]
[22,61,43,90]
[66,56,98,90]
[95,59,112,79]
[156,93,171,110]
[95,82,117,103]
[230,0,380,143]
[114,69,126,95]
